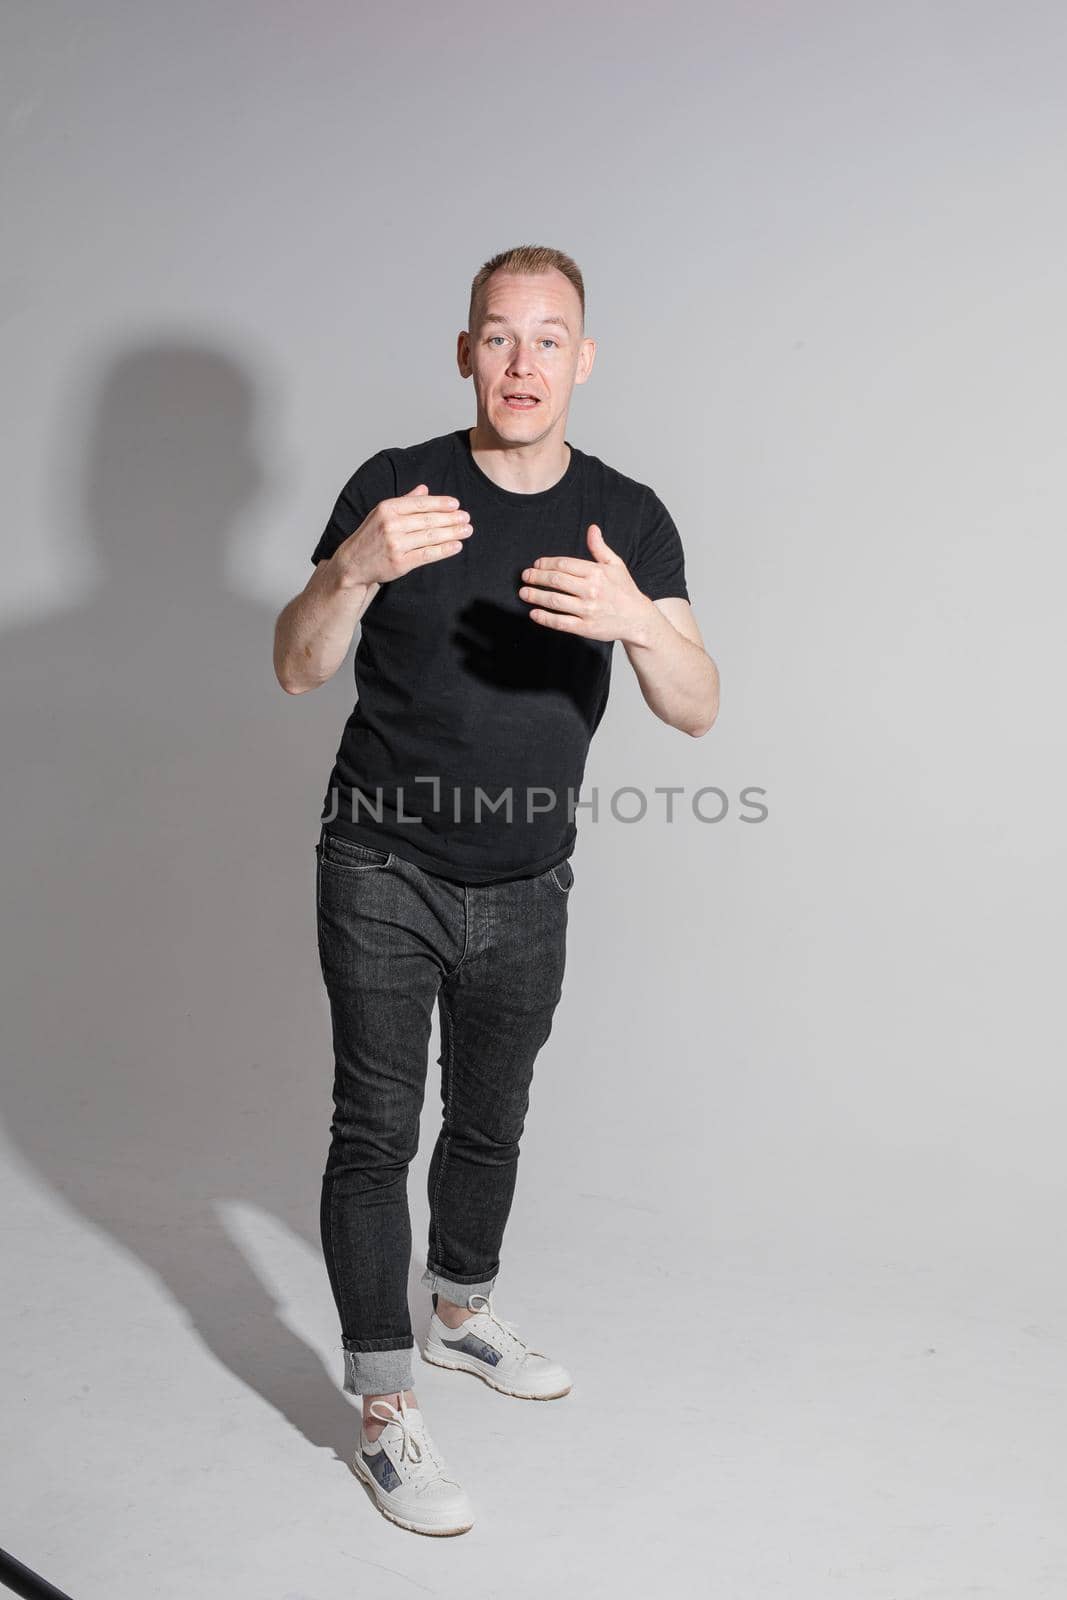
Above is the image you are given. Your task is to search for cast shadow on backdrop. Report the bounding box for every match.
[2,341,419,1462]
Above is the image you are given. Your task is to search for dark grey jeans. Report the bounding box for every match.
[315,824,573,1397]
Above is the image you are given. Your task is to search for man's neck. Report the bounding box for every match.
[467,426,571,495]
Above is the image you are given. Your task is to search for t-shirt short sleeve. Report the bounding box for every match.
[628,486,690,603]
[311,449,398,566]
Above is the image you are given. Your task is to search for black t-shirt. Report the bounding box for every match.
[311,427,689,884]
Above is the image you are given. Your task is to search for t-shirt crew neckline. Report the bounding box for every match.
[453,427,580,504]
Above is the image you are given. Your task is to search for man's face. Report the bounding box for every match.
[458,269,595,443]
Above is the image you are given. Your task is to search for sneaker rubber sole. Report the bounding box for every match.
[421,1345,572,1400]
[349,1450,474,1536]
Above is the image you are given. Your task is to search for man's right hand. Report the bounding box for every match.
[332,485,473,588]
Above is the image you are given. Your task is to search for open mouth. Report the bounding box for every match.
[503,395,540,409]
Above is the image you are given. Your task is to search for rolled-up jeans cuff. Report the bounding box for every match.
[341,1339,414,1398]
[420,1263,498,1304]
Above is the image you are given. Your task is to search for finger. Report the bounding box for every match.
[400,511,472,546]
[519,580,587,613]
[402,508,470,529]
[526,555,598,578]
[414,536,467,564]
[519,565,588,597]
[586,523,620,561]
[528,605,581,630]
[420,525,474,547]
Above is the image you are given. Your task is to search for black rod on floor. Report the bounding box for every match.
[0,1546,77,1600]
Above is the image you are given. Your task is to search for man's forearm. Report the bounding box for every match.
[274,558,380,693]
[622,602,720,736]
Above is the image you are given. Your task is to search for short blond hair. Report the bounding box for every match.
[468,244,585,336]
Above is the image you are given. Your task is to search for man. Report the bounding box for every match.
[273,244,719,1536]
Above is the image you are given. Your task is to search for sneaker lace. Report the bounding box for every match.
[366,1392,446,1480]
[466,1292,544,1358]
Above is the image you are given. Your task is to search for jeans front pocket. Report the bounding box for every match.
[318,830,394,872]
[548,857,574,894]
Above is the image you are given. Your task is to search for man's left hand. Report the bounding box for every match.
[517,523,654,645]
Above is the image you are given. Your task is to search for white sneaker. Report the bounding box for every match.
[421,1292,572,1400]
[351,1392,475,1536]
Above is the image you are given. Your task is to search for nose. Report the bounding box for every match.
[507,342,537,377]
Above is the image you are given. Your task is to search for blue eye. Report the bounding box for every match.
[485,335,559,349]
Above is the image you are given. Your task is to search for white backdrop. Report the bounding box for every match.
[3,3,1064,1596]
